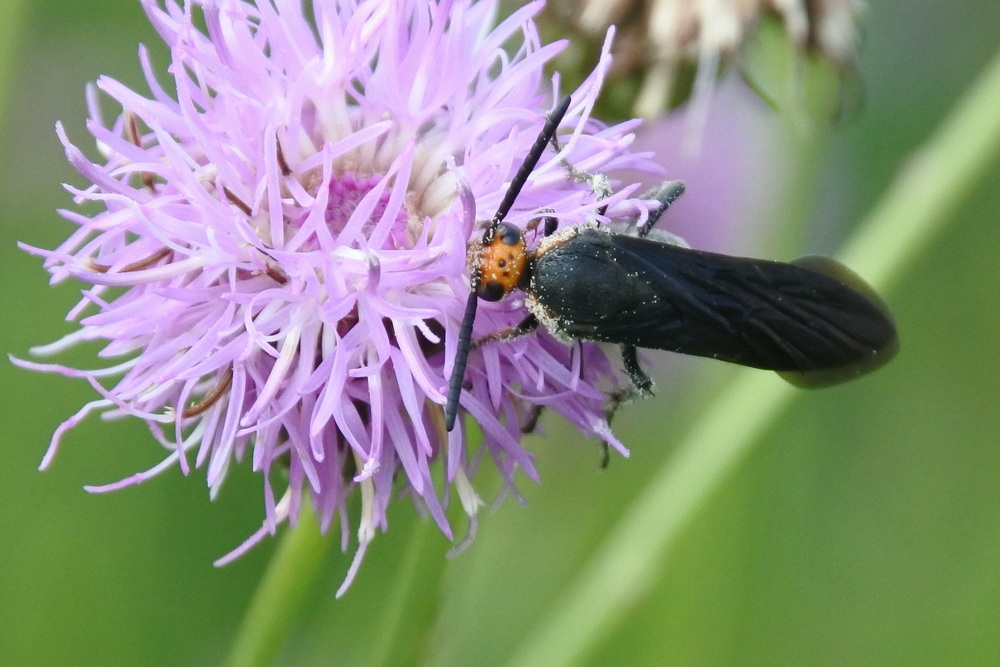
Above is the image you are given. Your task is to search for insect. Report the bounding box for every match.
[443,95,898,432]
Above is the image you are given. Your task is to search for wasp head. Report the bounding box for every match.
[474,221,529,301]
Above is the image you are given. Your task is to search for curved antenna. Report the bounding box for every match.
[444,94,572,432]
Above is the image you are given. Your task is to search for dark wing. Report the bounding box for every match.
[533,229,898,386]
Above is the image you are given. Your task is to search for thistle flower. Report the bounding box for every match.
[17,0,663,592]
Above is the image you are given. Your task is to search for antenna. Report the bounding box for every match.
[444,95,572,431]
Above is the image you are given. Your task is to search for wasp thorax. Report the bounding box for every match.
[475,222,528,302]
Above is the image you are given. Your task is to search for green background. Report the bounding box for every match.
[2,1,999,665]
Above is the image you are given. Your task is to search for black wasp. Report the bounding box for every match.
[444,95,898,432]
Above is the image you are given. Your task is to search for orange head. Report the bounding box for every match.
[475,222,528,302]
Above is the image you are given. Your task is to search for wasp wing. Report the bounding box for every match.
[532,229,898,386]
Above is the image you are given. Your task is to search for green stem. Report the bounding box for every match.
[507,46,1000,667]
[225,501,331,667]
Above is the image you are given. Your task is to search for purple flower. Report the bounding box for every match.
[17,0,661,593]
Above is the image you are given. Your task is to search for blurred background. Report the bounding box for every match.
[1,1,998,664]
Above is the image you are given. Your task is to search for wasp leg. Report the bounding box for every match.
[526,213,559,238]
[595,344,656,469]
[595,441,608,468]
[473,314,546,433]
[471,314,539,349]
[637,180,686,238]
[549,132,614,203]
[621,343,654,395]
[603,343,654,420]
[598,385,632,469]
[521,404,545,434]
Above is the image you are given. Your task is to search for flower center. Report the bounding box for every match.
[323,172,408,248]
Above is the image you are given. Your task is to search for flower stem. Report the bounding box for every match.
[507,45,1000,667]
[225,501,331,667]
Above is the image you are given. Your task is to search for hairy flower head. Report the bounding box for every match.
[18,0,663,592]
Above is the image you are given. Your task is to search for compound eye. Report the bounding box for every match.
[475,222,528,301]
[497,222,523,246]
[477,281,507,302]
